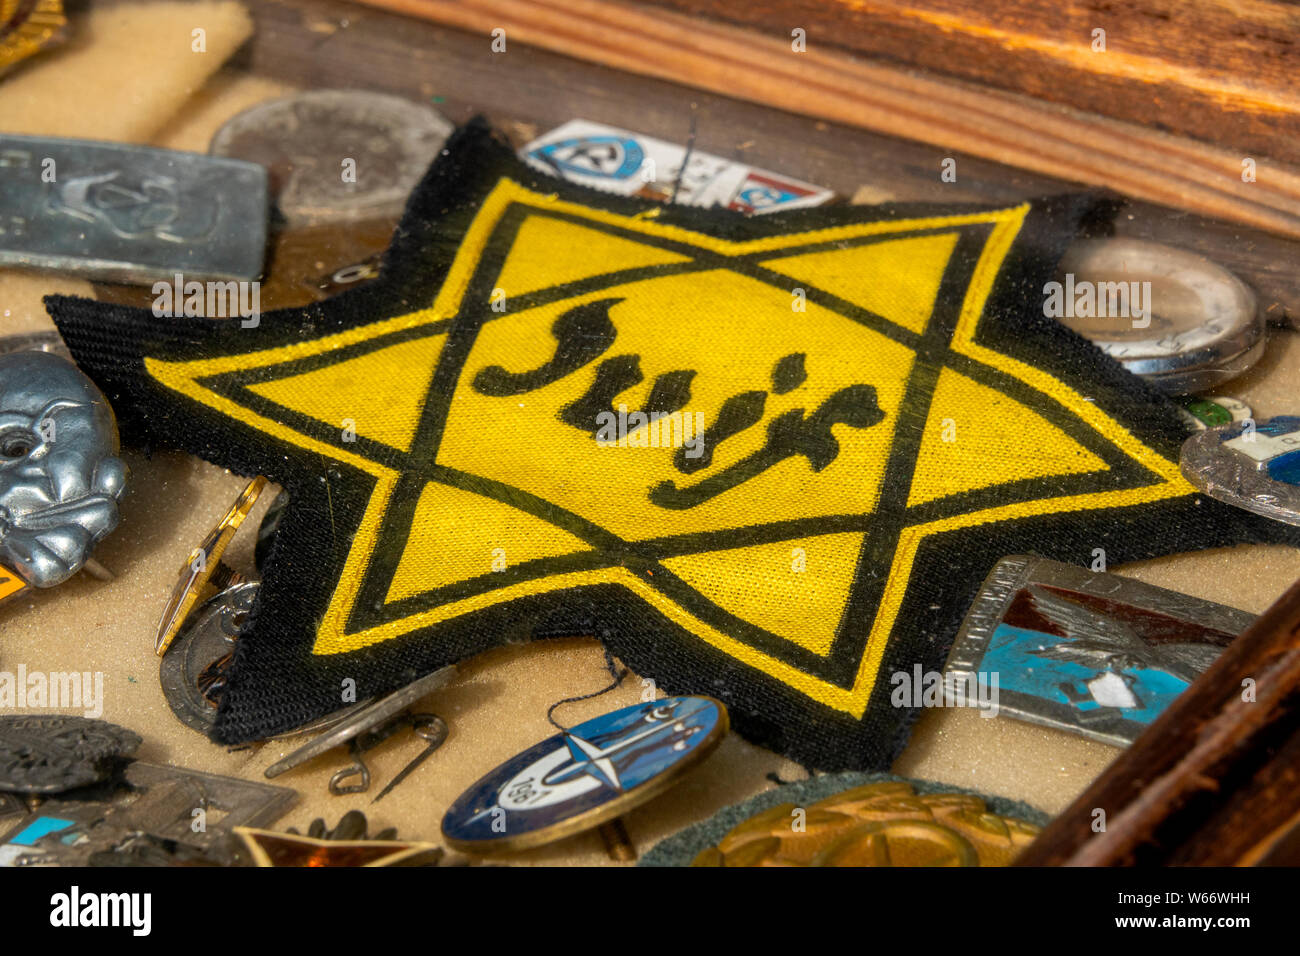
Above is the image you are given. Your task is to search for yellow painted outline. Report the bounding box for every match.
[145,179,1193,718]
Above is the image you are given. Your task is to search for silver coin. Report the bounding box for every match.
[0,715,141,793]
[161,581,370,739]
[1141,334,1266,395]
[159,582,256,735]
[1054,239,1264,394]
[209,90,452,225]
[1181,415,1300,527]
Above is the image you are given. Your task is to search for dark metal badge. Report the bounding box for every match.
[943,555,1255,747]
[442,696,727,853]
[0,760,296,866]
[0,715,140,793]
[1181,415,1300,528]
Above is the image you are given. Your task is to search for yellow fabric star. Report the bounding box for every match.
[143,178,1191,721]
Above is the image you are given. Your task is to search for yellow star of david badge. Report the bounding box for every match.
[47,122,1286,768]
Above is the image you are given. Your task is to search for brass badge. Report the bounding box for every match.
[0,0,65,77]
[689,780,1041,867]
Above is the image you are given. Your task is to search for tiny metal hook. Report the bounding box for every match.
[328,739,371,796]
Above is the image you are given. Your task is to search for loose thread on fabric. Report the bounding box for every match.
[547,648,628,732]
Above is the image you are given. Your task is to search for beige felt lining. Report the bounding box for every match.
[1,271,96,333]
[0,1,253,143]
[0,5,1297,865]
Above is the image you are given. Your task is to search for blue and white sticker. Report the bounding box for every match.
[528,134,647,182]
[521,119,833,214]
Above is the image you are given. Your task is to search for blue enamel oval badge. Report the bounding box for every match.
[442,696,727,852]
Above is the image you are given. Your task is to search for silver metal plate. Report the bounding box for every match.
[943,554,1255,747]
[0,350,128,588]
[0,134,268,283]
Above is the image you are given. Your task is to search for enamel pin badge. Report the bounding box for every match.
[1181,415,1300,528]
[943,555,1255,747]
[443,696,727,853]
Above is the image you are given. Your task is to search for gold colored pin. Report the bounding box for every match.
[154,475,266,656]
[597,818,637,862]
[0,0,67,77]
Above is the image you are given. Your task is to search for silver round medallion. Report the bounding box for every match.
[160,582,258,735]
[209,91,453,225]
[1055,239,1264,395]
[161,581,370,738]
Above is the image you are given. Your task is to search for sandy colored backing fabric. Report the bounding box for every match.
[1,1,1298,864]
[0,1,253,142]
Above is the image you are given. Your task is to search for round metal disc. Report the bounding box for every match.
[1055,239,1263,394]
[160,582,258,735]
[442,696,728,853]
[161,581,370,739]
[1181,415,1300,527]
[0,715,141,794]
[209,91,453,225]
[1141,335,1267,396]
